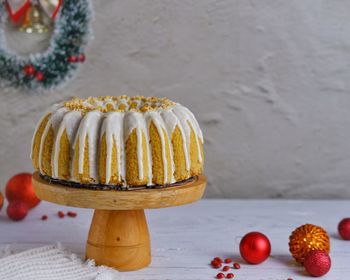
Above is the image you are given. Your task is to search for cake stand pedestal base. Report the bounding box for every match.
[32,172,206,272]
[86,209,151,271]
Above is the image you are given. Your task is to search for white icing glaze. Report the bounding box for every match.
[74,111,104,182]
[31,96,204,187]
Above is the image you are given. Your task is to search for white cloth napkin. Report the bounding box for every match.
[0,244,118,280]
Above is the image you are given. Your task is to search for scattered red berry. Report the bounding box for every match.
[224,258,232,264]
[7,201,28,221]
[226,273,234,279]
[79,53,86,62]
[287,278,293,280]
[222,265,230,271]
[67,211,77,218]
[214,257,223,263]
[58,211,65,218]
[68,55,78,63]
[41,215,48,221]
[216,272,225,279]
[233,263,240,269]
[35,72,44,81]
[23,65,35,76]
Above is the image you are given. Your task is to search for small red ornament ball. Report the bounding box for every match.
[23,65,35,76]
[304,250,331,277]
[7,201,28,221]
[35,72,44,81]
[68,55,78,63]
[338,218,350,240]
[6,173,40,209]
[239,232,271,264]
[79,53,86,62]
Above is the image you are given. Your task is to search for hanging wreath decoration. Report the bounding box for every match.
[0,0,92,90]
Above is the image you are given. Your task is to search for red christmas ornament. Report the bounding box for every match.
[7,201,28,221]
[239,232,271,264]
[35,72,44,81]
[68,55,78,63]
[23,65,35,76]
[79,53,86,62]
[0,192,3,211]
[6,173,40,209]
[338,218,350,240]
[304,250,331,277]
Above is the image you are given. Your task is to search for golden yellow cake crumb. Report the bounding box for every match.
[125,129,149,186]
[57,129,71,179]
[41,126,54,176]
[172,125,190,181]
[32,113,51,169]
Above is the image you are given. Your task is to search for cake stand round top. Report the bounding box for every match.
[32,172,206,210]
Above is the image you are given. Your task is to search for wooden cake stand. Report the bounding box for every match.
[32,172,206,271]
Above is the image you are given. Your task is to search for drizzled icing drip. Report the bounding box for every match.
[31,96,204,187]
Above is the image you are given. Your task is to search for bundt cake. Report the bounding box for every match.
[31,96,204,188]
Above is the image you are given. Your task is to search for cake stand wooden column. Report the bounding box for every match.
[32,172,206,271]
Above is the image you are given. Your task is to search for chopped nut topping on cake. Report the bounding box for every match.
[63,96,175,113]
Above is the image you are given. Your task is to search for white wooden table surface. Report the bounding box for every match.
[0,199,349,280]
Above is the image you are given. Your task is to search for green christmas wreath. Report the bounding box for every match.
[0,0,92,90]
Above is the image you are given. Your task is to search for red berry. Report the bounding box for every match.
[222,265,230,271]
[226,273,234,279]
[68,55,78,63]
[7,201,28,221]
[224,258,232,264]
[79,53,85,62]
[23,65,35,76]
[233,263,240,269]
[67,211,77,218]
[58,211,65,218]
[35,72,44,81]
[216,273,225,279]
[41,215,48,221]
[212,262,221,269]
[214,257,223,263]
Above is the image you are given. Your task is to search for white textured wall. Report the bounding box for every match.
[1,0,350,198]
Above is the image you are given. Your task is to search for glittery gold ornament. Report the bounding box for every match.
[289,224,330,264]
